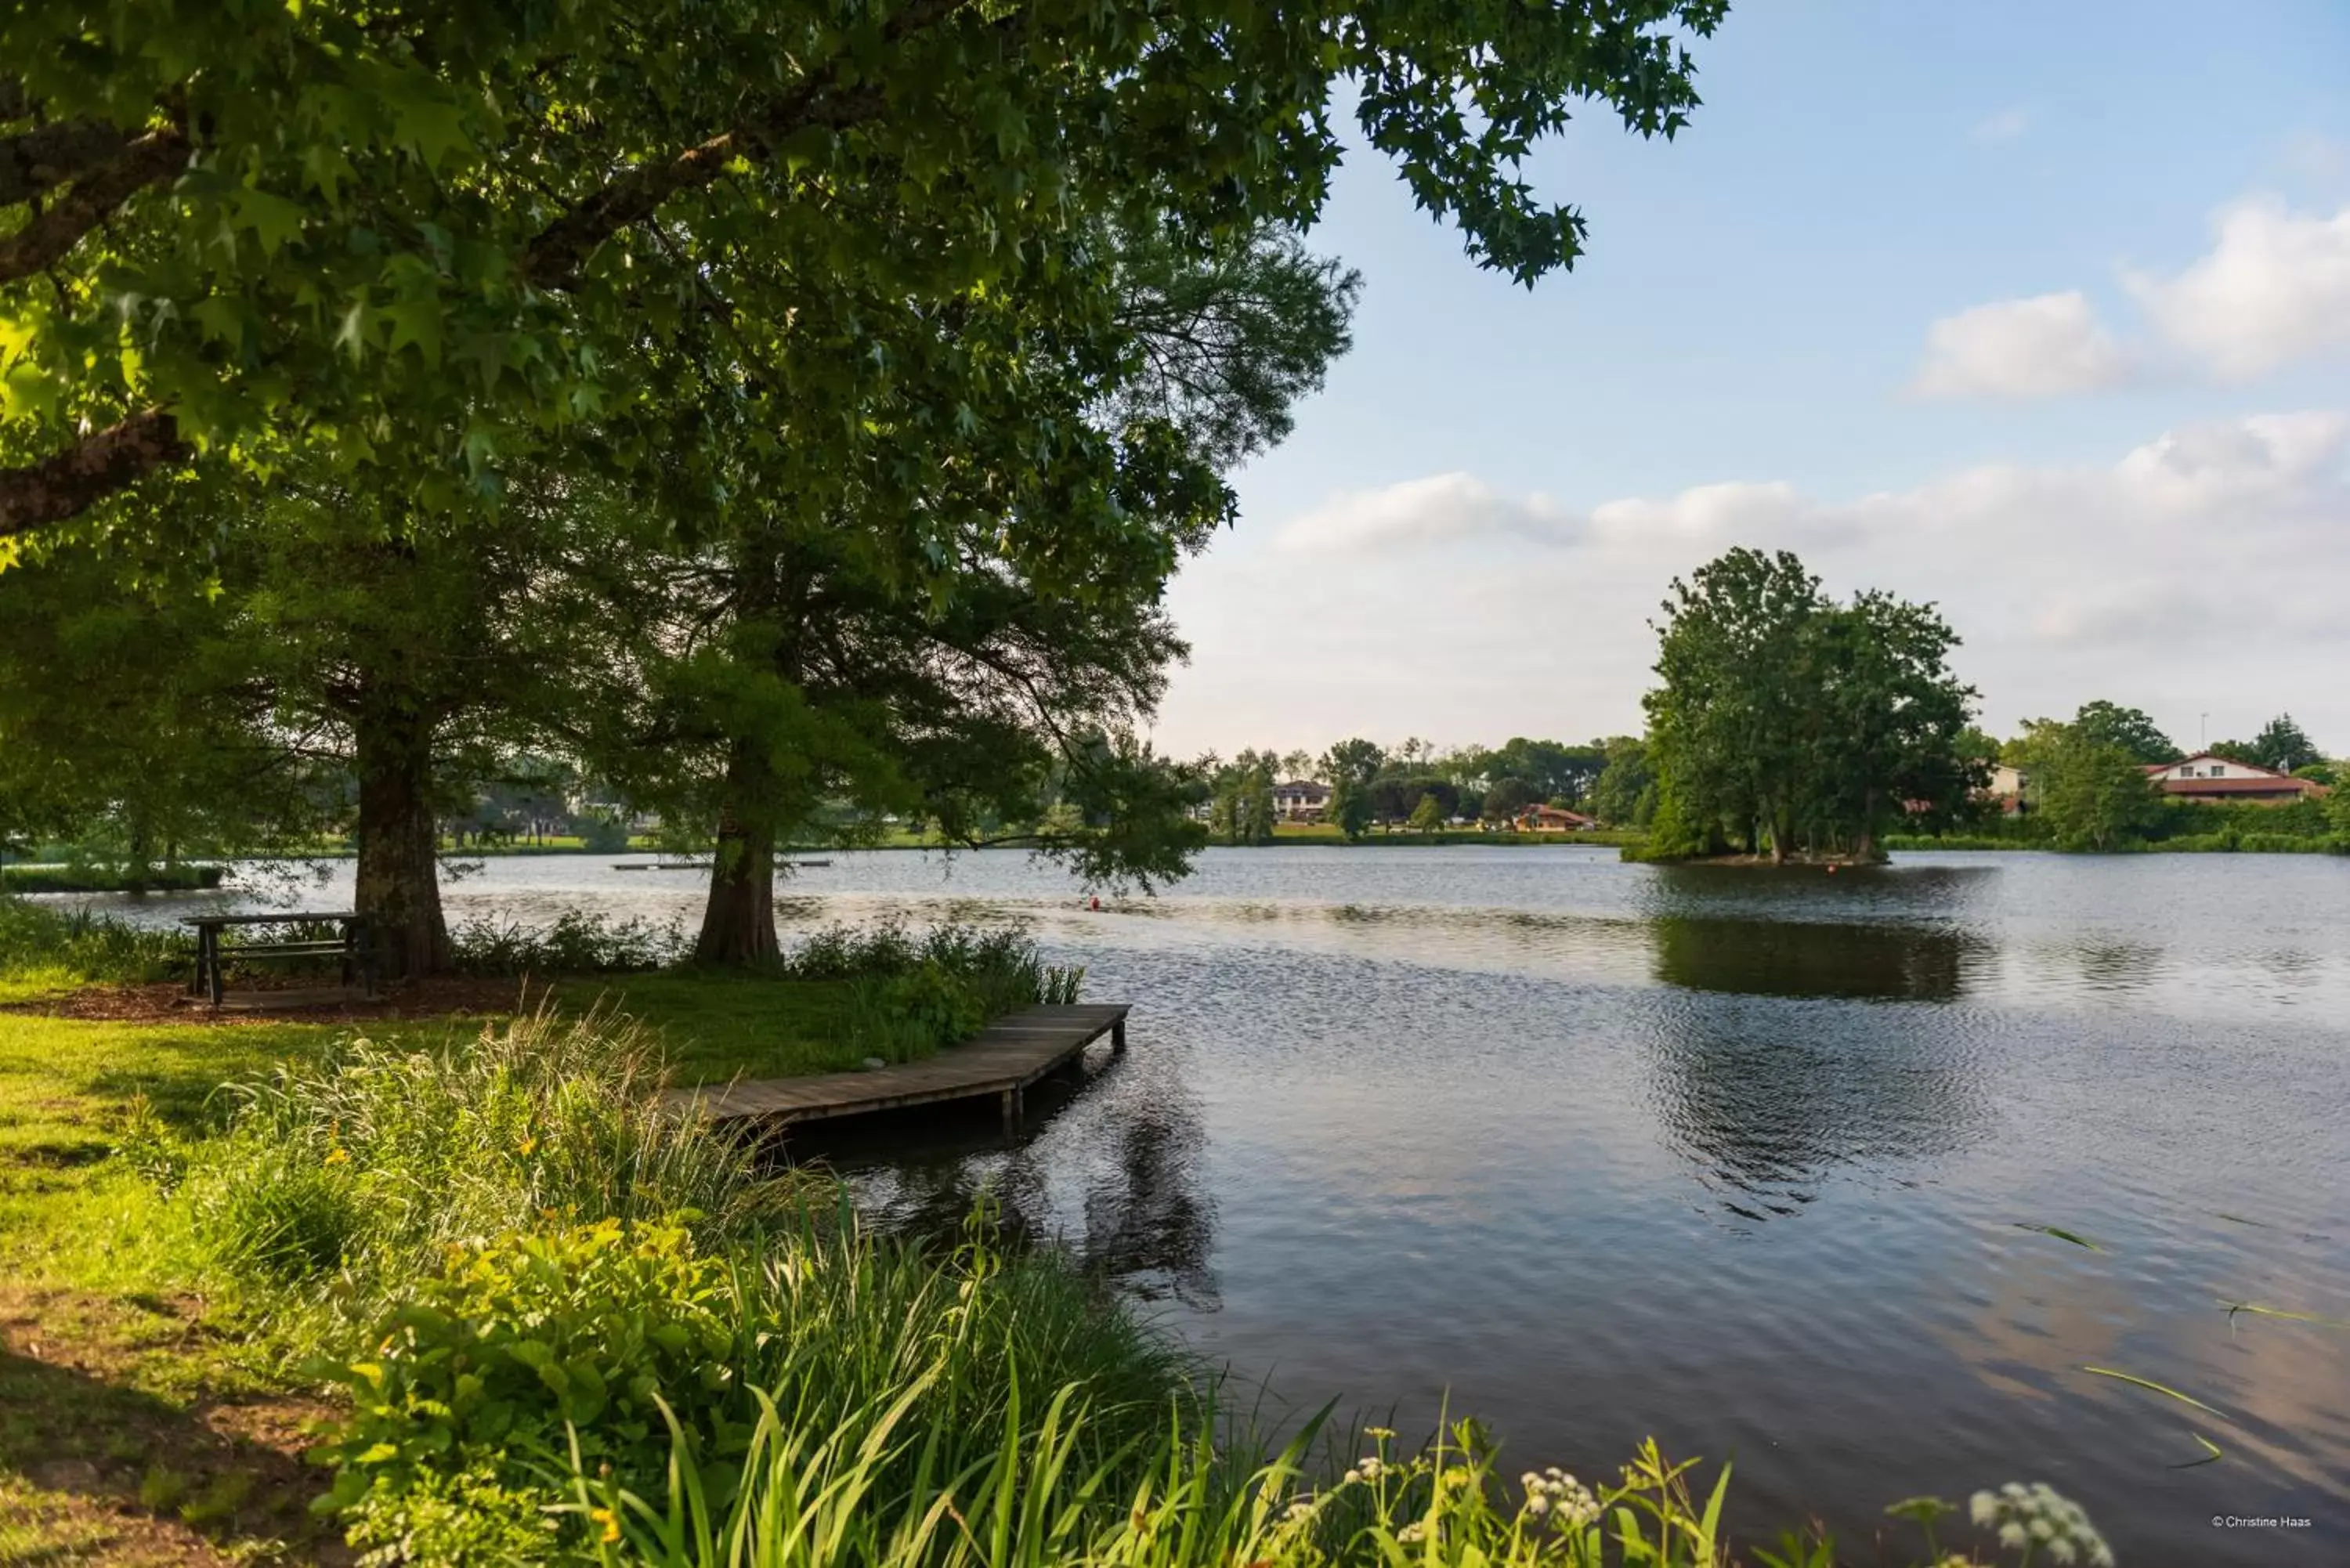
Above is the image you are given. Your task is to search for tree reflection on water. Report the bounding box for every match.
[790,1050,1221,1309]
[1640,912,1994,1221]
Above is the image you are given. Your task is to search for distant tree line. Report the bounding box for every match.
[1191,734,1653,844]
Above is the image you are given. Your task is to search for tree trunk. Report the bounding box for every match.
[125,814,154,895]
[353,692,450,980]
[695,748,779,966]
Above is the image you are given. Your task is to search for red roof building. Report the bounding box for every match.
[2142,753,2330,804]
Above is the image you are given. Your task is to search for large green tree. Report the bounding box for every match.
[578,223,1354,963]
[0,0,1724,541]
[1643,548,1826,858]
[0,453,644,973]
[2012,720,2164,851]
[1806,590,1982,860]
[1643,548,1979,862]
[1320,737,1384,842]
[2243,714,2320,775]
[1590,736,1655,827]
[2070,701,2179,766]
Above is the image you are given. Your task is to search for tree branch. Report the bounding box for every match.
[0,124,189,284]
[0,119,135,207]
[521,0,982,289]
[0,408,190,538]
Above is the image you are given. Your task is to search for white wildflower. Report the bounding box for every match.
[1969,1481,2111,1568]
[1397,1522,1427,1545]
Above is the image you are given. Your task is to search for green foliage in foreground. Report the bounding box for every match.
[157,1010,815,1346]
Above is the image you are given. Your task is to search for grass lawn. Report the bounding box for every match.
[0,1009,353,1563]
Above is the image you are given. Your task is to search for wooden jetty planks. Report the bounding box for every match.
[665,1003,1130,1130]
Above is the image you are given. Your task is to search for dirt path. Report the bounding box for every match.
[0,1288,351,1564]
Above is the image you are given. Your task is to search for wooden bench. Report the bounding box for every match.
[183,912,377,1006]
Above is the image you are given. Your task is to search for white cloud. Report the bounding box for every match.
[1157,413,2350,753]
[1273,471,1580,553]
[2125,198,2350,379]
[1908,291,2134,400]
[1971,106,2031,145]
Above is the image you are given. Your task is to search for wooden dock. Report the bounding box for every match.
[663,1003,1130,1133]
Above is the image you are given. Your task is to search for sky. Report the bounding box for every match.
[1146,1,2350,761]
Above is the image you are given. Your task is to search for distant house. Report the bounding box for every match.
[2143,753,2330,805]
[1271,779,1332,821]
[1517,804,1595,832]
[1983,763,2028,815]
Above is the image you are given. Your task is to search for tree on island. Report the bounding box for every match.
[1642,548,1982,862]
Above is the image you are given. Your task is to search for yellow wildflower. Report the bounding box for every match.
[322,1146,350,1166]
[591,1506,619,1544]
[518,1135,540,1156]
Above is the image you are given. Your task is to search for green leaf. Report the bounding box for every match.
[233,188,308,257]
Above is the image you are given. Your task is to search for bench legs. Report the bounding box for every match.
[1112,1017,1126,1053]
[1000,1087,1023,1136]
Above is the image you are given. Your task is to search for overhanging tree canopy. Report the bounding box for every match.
[0,0,1725,540]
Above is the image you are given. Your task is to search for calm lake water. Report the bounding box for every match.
[74,847,2350,1562]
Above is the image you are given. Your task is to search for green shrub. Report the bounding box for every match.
[340,1461,569,1568]
[784,920,1083,1057]
[316,1219,755,1522]
[450,911,685,974]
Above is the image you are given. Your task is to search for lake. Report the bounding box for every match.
[74,847,2350,1562]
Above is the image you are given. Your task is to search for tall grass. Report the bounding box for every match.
[316,1205,1206,1566]
[0,893,190,985]
[598,1404,1752,1568]
[168,1006,818,1343]
[786,921,1085,1062]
